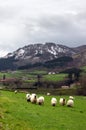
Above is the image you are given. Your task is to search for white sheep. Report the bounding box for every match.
[59,98,66,106]
[14,90,17,94]
[67,96,74,107]
[51,97,57,106]
[69,96,74,100]
[47,93,50,96]
[37,96,44,105]
[30,93,37,104]
[67,99,74,107]
[26,93,31,102]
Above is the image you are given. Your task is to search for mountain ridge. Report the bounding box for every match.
[0,43,86,70]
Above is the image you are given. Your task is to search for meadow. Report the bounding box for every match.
[44,74,67,82]
[0,70,67,83]
[0,90,86,130]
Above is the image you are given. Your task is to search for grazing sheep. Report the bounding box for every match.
[47,93,50,96]
[37,96,44,105]
[67,96,74,107]
[69,96,74,100]
[51,97,57,106]
[14,90,17,94]
[26,93,31,102]
[30,93,37,104]
[67,99,74,107]
[59,98,66,106]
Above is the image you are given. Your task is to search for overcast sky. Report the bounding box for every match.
[0,0,86,57]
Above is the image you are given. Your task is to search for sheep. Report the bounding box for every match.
[30,93,37,104]
[59,98,66,106]
[26,93,31,102]
[47,93,50,96]
[51,97,57,106]
[66,99,74,107]
[66,96,74,107]
[37,96,44,105]
[69,96,74,100]
[14,90,17,94]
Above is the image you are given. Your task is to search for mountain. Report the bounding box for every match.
[4,43,76,63]
[0,43,86,70]
[72,46,86,67]
[73,45,86,52]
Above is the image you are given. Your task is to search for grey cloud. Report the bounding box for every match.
[20,14,85,47]
[0,6,19,22]
[0,0,86,57]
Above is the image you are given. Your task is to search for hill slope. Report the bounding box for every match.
[0,43,86,70]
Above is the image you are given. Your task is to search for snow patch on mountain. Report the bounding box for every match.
[4,43,76,63]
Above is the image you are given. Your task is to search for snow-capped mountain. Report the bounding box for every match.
[4,43,76,63]
[0,43,86,70]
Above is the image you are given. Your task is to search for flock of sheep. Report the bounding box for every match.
[25,92,74,107]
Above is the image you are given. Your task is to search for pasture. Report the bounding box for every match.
[44,74,67,82]
[0,70,67,83]
[0,90,86,130]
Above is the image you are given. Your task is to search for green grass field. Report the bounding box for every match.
[43,74,67,82]
[0,71,35,79]
[0,90,86,130]
[0,71,67,83]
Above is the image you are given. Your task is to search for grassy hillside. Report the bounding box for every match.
[0,70,67,82]
[0,71,34,79]
[0,90,86,130]
[43,74,67,82]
